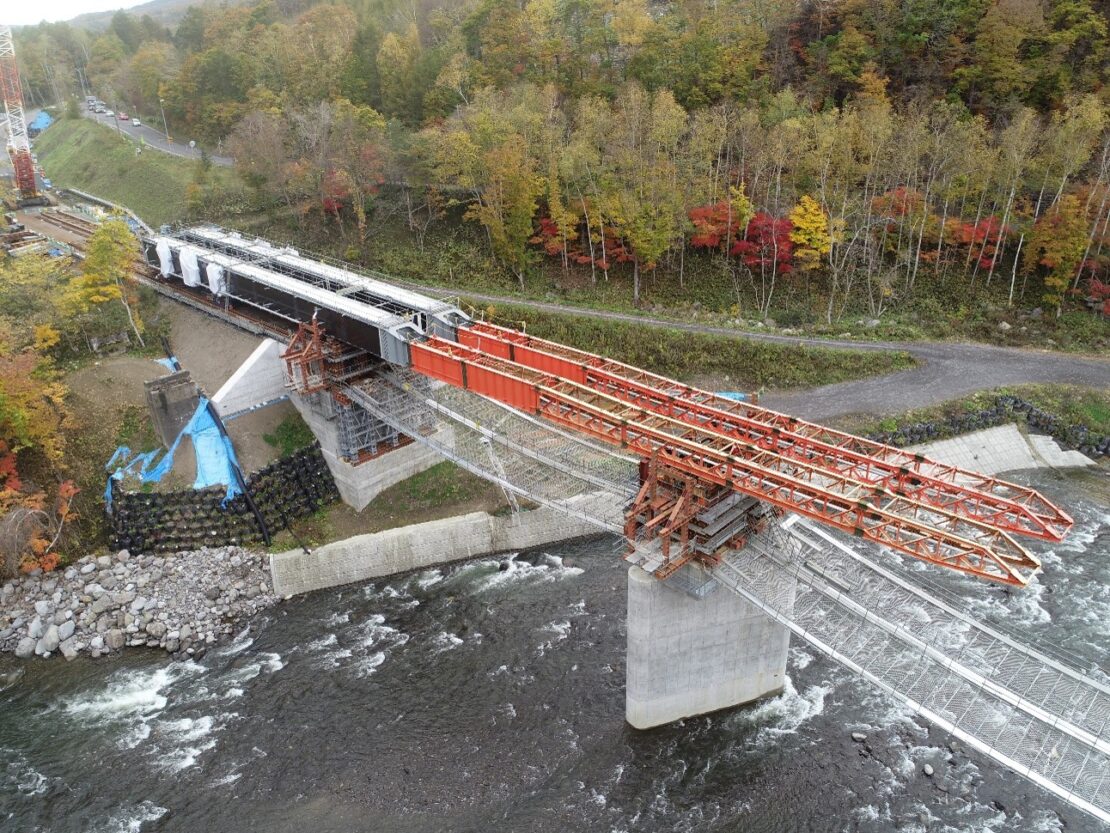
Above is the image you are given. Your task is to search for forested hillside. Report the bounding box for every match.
[15,0,1110,328]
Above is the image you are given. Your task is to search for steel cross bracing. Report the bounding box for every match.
[711,521,1110,823]
[458,321,1073,542]
[409,334,1044,586]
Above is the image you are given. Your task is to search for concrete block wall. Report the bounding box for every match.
[270,502,606,596]
[211,338,287,418]
[907,424,1095,475]
[625,565,793,729]
[144,370,199,448]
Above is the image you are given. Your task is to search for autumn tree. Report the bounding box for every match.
[1024,194,1089,314]
[61,220,145,348]
[467,140,544,288]
[789,196,832,271]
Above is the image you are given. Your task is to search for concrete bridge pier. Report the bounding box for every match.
[289,390,447,511]
[626,565,794,729]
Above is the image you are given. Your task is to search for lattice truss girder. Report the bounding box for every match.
[712,520,1110,823]
[411,335,1041,586]
[343,369,638,532]
[459,321,1072,542]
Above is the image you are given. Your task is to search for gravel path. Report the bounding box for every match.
[403,282,1110,420]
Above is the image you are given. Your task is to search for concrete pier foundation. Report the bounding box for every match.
[626,565,793,729]
[290,390,446,511]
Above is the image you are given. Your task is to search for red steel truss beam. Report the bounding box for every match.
[410,336,1041,586]
[457,322,1073,541]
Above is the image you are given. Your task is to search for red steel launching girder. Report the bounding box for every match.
[457,322,1073,542]
[410,335,1041,586]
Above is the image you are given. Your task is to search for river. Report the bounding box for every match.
[1,468,1106,833]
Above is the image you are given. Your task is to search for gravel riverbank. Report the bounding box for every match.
[0,546,276,660]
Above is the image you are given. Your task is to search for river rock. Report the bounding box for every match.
[89,635,104,652]
[33,600,52,617]
[58,620,75,641]
[15,637,35,658]
[27,616,43,640]
[59,639,78,661]
[96,555,111,568]
[80,562,96,575]
[90,595,114,616]
[851,732,867,743]
[105,629,125,650]
[39,624,60,654]
[117,549,130,563]
[923,764,935,777]
[146,622,166,639]
[130,596,148,613]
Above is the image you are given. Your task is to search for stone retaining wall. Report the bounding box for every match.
[109,444,338,554]
[867,395,1109,459]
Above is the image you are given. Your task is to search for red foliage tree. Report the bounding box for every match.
[688,201,740,250]
[730,212,794,274]
[949,216,1007,269]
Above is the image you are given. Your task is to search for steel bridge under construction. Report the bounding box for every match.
[140,224,1107,823]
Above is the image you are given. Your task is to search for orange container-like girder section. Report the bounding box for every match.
[457,322,1073,542]
[410,335,1042,587]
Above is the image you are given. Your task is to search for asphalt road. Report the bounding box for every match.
[82,108,232,166]
[395,281,1110,421]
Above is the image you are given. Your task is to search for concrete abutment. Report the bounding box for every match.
[625,565,794,729]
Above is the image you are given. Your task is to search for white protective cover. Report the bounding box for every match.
[180,246,201,288]
[206,262,226,296]
[155,238,173,276]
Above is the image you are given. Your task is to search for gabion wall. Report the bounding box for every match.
[109,444,339,554]
[865,395,1109,459]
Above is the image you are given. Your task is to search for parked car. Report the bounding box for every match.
[94,105,105,113]
[117,111,129,121]
[131,117,141,127]
[104,110,114,117]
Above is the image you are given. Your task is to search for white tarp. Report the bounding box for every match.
[205,262,226,296]
[180,246,201,288]
[155,238,173,276]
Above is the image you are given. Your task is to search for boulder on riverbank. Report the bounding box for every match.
[0,546,276,660]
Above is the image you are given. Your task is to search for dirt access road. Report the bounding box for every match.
[401,282,1109,421]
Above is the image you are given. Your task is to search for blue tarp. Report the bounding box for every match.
[716,391,752,402]
[28,111,53,132]
[104,396,243,508]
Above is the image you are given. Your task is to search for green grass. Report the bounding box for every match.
[114,404,159,452]
[262,412,315,457]
[470,301,917,390]
[833,384,1110,437]
[33,119,240,226]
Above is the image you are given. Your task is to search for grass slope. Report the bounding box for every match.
[33,119,234,226]
[473,301,917,390]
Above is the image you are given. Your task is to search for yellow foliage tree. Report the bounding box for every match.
[60,219,145,347]
[789,195,832,271]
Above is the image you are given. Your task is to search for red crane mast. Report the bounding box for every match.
[0,25,37,200]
